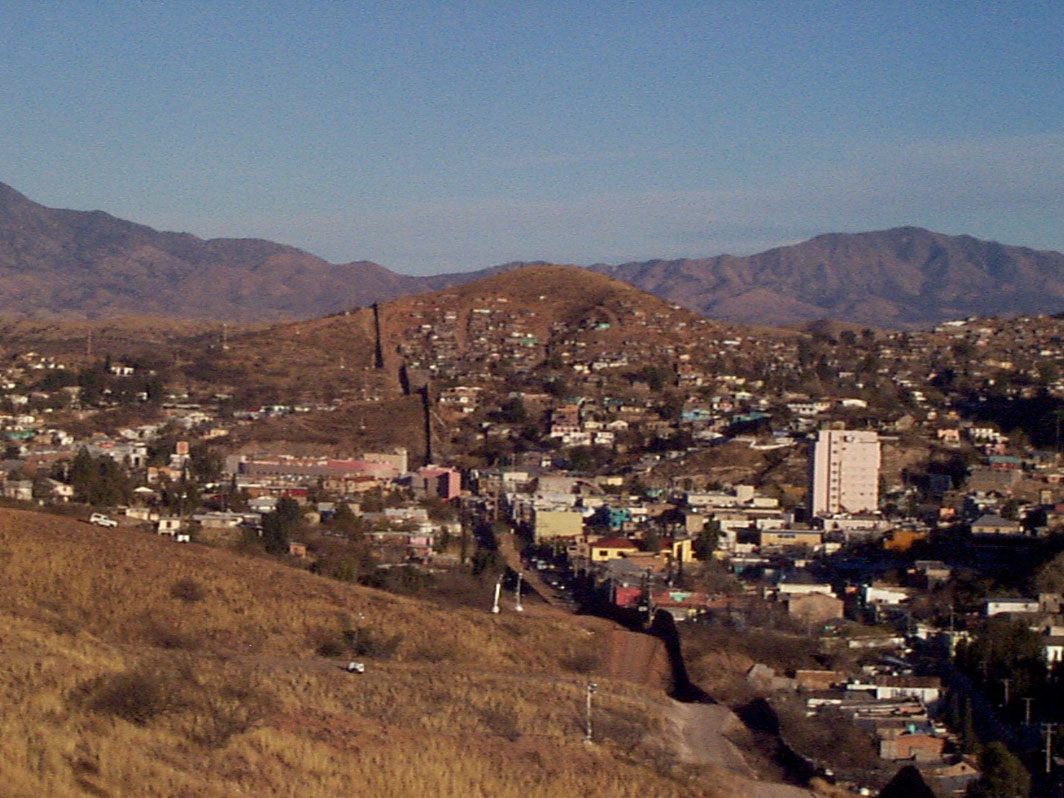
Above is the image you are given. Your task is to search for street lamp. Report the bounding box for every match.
[515,572,524,612]
[584,682,597,744]
[491,574,502,614]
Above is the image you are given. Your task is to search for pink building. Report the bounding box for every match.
[416,466,461,500]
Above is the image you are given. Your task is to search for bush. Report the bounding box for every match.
[407,641,453,663]
[76,658,272,748]
[359,565,434,595]
[80,664,186,725]
[560,649,601,674]
[315,636,347,658]
[186,679,273,749]
[351,628,403,660]
[170,577,206,603]
[479,706,521,742]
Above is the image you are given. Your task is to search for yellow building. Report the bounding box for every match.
[883,529,928,552]
[533,509,584,542]
[758,530,822,549]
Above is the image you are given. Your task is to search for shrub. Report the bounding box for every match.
[80,664,186,725]
[407,641,453,663]
[186,679,273,749]
[76,658,272,748]
[479,706,521,742]
[352,628,403,659]
[170,577,206,602]
[560,649,601,674]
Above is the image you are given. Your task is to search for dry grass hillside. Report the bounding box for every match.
[0,508,740,798]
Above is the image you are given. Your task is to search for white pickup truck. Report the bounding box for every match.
[89,513,118,528]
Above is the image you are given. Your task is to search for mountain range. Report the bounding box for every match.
[2,180,1063,327]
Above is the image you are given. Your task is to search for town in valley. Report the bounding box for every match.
[4,265,1064,794]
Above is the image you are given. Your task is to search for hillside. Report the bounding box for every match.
[593,227,1064,328]
[0,507,748,798]
[165,264,736,459]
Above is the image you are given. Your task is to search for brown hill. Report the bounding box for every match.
[183,265,727,459]
[0,506,744,797]
[592,227,1064,328]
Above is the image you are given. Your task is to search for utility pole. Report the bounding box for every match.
[1043,723,1057,775]
[1023,697,1034,726]
[1002,678,1011,707]
[514,572,524,612]
[348,612,365,655]
[584,682,597,744]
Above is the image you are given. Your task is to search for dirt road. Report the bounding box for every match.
[663,699,817,798]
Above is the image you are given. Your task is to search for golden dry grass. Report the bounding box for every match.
[0,508,739,797]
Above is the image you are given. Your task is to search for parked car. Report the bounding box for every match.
[89,513,117,528]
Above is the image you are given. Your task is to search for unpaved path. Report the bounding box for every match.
[663,699,817,798]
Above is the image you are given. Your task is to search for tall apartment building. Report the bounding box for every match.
[809,429,881,516]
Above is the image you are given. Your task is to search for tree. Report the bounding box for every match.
[1037,360,1059,386]
[69,448,133,506]
[331,501,362,535]
[1035,550,1064,594]
[693,520,722,561]
[658,391,684,422]
[642,527,661,554]
[966,742,1030,798]
[956,618,1046,701]
[498,396,527,425]
[261,496,303,555]
[162,472,201,516]
[188,443,222,482]
[276,496,302,526]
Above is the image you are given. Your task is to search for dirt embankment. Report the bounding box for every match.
[602,627,671,690]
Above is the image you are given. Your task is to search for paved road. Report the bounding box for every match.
[497,531,570,610]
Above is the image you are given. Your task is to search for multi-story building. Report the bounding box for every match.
[809,429,880,516]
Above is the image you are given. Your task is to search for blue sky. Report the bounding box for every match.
[2,1,1061,274]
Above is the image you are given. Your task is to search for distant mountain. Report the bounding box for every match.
[0,181,432,321]
[3,181,1063,327]
[590,227,1064,328]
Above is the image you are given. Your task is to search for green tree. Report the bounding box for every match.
[642,527,661,554]
[162,472,201,516]
[498,396,528,424]
[188,443,222,482]
[1037,360,1059,386]
[693,520,722,561]
[1034,550,1064,594]
[261,496,302,555]
[956,618,1046,701]
[966,742,1030,798]
[69,448,133,506]
[658,391,684,422]
[331,501,361,534]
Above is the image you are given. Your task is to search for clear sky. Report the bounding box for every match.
[2,1,1061,274]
